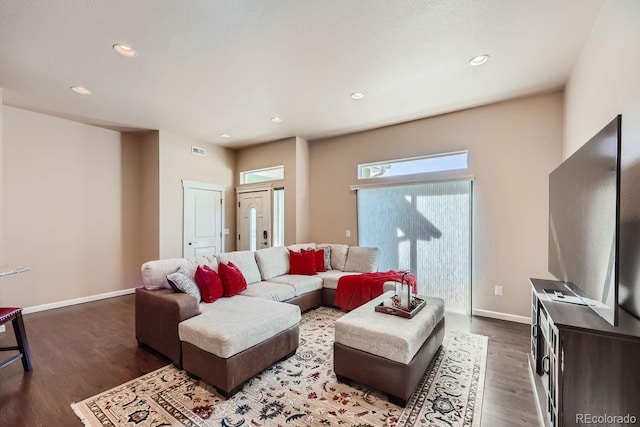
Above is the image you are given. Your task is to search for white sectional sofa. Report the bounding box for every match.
[135,243,380,397]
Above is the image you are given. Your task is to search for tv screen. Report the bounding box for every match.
[548,115,621,326]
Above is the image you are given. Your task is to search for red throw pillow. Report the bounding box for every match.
[289,249,317,275]
[314,248,326,272]
[218,261,248,297]
[194,265,224,303]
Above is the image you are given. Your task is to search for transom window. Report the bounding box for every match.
[240,165,284,184]
[358,151,468,180]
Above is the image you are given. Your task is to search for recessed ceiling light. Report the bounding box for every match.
[70,86,91,95]
[271,117,283,123]
[113,44,138,58]
[351,92,365,100]
[220,133,231,139]
[469,54,490,66]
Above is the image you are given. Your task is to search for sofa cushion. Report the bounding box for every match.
[218,262,248,297]
[194,265,224,303]
[240,281,295,302]
[166,267,201,302]
[319,244,349,271]
[254,246,289,280]
[270,274,323,296]
[216,251,261,285]
[315,271,360,290]
[344,247,380,273]
[289,249,317,275]
[141,256,218,290]
[179,295,301,358]
[287,242,316,252]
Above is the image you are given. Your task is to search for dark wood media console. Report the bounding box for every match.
[529,278,640,426]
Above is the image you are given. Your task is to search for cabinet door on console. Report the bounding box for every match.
[560,330,640,426]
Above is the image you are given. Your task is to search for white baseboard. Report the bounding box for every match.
[22,288,136,315]
[472,308,531,324]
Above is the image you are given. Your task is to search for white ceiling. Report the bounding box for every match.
[0,0,604,148]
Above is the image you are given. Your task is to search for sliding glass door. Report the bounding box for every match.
[357,180,472,314]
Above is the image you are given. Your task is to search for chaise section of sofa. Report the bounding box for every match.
[179,295,300,397]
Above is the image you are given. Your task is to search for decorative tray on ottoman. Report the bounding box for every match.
[375,296,426,319]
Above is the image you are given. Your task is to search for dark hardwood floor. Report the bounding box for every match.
[0,295,168,427]
[0,295,540,426]
[447,313,541,426]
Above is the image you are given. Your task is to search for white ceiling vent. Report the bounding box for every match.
[192,146,207,156]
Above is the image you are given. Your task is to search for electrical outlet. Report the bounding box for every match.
[495,285,503,296]
[346,229,351,238]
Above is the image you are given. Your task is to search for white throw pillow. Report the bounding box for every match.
[255,246,289,280]
[142,258,191,290]
[319,243,349,271]
[344,247,379,273]
[166,267,201,302]
[141,256,218,290]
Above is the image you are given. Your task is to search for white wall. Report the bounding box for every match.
[564,0,640,157]
[564,0,640,319]
[310,92,563,319]
[139,131,160,263]
[235,138,299,245]
[0,110,235,310]
[158,130,235,259]
[2,107,144,308]
[295,137,310,243]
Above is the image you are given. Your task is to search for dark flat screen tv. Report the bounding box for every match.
[548,115,621,326]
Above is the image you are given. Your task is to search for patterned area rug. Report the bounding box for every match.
[72,307,487,426]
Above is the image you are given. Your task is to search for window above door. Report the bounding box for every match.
[240,165,284,184]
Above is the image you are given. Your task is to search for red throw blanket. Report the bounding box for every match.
[334,271,417,312]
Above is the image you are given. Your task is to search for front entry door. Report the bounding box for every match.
[237,189,271,251]
[183,181,224,257]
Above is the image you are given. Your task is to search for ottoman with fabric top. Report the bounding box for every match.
[179,295,301,397]
[333,291,445,406]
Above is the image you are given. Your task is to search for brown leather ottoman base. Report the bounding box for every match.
[182,324,299,398]
[334,317,445,406]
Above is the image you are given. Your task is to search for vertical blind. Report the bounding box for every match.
[357,180,472,314]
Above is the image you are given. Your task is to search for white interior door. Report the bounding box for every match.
[183,181,224,257]
[237,189,271,251]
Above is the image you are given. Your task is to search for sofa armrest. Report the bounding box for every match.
[135,287,200,366]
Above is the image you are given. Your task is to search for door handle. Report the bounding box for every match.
[542,355,550,374]
[188,242,198,246]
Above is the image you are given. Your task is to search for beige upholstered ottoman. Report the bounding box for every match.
[333,291,445,406]
[179,295,301,397]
